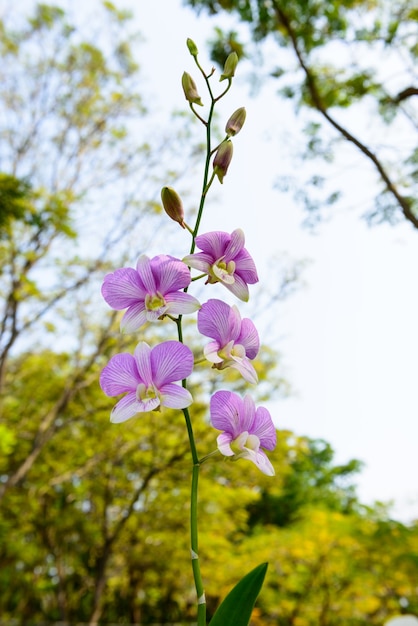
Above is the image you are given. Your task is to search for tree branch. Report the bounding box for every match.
[395,86,418,102]
[273,2,418,229]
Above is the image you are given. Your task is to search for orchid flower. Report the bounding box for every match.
[197,299,259,384]
[100,341,194,423]
[183,228,258,302]
[210,390,276,476]
[102,254,200,332]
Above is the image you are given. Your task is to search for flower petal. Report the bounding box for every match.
[253,406,277,450]
[198,299,236,345]
[182,251,212,273]
[240,394,257,432]
[223,228,245,261]
[234,249,259,284]
[100,353,138,396]
[230,357,258,384]
[224,274,250,302]
[195,231,230,258]
[120,303,148,333]
[203,341,223,364]
[151,341,194,386]
[165,291,201,315]
[101,267,145,309]
[136,255,157,293]
[210,390,242,436]
[136,395,161,413]
[133,342,153,386]
[154,255,192,293]
[159,383,193,409]
[217,432,234,456]
[240,447,275,476]
[238,318,259,359]
[146,307,168,322]
[110,392,142,423]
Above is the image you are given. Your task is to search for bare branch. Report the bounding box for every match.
[273,1,418,230]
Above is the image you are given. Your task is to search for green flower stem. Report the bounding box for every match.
[178,53,234,626]
[189,98,215,254]
[188,57,231,255]
[177,313,205,620]
[184,221,194,235]
[181,405,199,466]
[191,273,207,282]
[191,462,206,626]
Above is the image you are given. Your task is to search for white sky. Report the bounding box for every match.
[12,0,418,522]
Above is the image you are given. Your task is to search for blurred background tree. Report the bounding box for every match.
[184,0,418,229]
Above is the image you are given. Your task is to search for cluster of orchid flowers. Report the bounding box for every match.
[99,42,277,478]
[100,229,276,475]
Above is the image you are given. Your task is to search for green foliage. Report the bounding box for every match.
[185,0,418,229]
[0,1,169,399]
[208,27,247,67]
[248,435,363,528]
[1,347,417,623]
[0,174,32,233]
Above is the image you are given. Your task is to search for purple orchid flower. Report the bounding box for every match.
[100,341,194,423]
[183,228,258,302]
[210,390,276,476]
[197,299,259,384]
[101,254,200,333]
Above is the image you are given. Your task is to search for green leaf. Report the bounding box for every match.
[209,562,268,626]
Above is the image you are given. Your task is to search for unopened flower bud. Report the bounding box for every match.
[186,38,199,57]
[161,186,185,228]
[213,140,233,183]
[220,52,238,82]
[225,107,246,136]
[181,72,203,106]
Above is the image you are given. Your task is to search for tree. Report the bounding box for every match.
[0,346,273,623]
[184,0,418,229]
[0,1,199,500]
[1,347,417,623]
[247,434,363,528]
[239,509,418,625]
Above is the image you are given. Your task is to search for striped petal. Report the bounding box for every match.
[133,342,153,386]
[165,291,201,315]
[110,392,142,423]
[154,255,192,293]
[102,267,145,309]
[120,303,148,333]
[159,383,193,409]
[100,353,138,396]
[151,341,194,386]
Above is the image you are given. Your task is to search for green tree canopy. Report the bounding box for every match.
[2,348,416,624]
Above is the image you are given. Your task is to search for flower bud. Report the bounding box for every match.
[181,72,203,106]
[213,140,233,184]
[161,186,185,228]
[186,38,199,57]
[225,107,246,136]
[220,52,238,82]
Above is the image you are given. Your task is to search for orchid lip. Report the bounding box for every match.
[145,291,166,311]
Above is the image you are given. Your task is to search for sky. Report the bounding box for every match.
[12,0,418,522]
